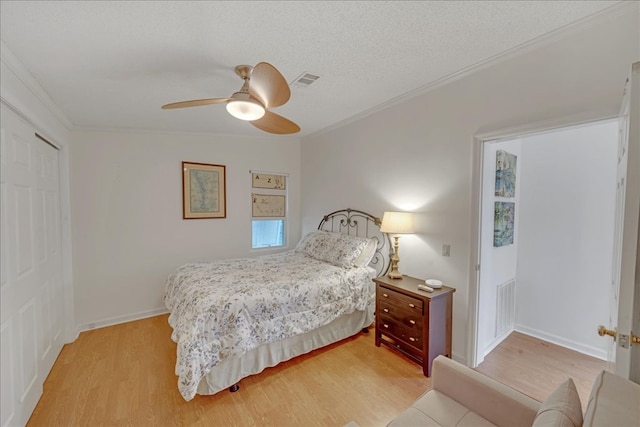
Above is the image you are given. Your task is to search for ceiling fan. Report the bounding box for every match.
[161,62,300,135]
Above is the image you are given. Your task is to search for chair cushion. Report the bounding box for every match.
[532,378,582,427]
[387,389,497,427]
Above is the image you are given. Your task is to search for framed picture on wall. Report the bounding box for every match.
[252,194,286,217]
[494,201,515,247]
[495,150,517,198]
[252,172,286,190]
[182,162,226,219]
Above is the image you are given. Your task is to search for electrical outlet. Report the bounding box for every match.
[442,244,451,257]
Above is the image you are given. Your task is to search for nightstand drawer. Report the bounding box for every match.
[378,318,422,351]
[378,286,423,315]
[378,301,423,331]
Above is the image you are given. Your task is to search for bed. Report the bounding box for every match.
[164,208,391,401]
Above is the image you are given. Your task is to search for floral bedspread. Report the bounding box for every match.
[164,251,375,401]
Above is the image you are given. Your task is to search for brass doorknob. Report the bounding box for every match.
[597,325,617,340]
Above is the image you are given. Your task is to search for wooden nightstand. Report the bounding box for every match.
[373,275,455,377]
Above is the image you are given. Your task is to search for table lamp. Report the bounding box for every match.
[380,211,414,279]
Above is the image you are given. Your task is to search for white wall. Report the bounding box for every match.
[515,120,618,359]
[478,139,522,357]
[70,130,301,329]
[300,5,639,363]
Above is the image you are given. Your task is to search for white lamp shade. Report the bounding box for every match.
[380,211,414,234]
[226,99,265,121]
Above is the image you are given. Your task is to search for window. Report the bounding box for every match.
[252,219,285,248]
[251,171,288,249]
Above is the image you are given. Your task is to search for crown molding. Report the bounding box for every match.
[1,40,73,130]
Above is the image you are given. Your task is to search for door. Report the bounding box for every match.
[603,62,640,382]
[1,104,66,426]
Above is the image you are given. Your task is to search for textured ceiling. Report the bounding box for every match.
[0,1,625,137]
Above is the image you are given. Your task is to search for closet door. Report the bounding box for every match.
[1,104,65,427]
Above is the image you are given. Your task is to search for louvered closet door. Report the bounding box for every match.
[1,104,66,427]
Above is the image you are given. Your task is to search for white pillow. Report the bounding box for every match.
[353,237,377,267]
[295,231,371,268]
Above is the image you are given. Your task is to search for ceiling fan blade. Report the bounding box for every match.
[161,98,230,109]
[250,110,300,135]
[249,62,291,109]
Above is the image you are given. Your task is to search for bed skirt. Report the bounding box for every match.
[195,308,374,396]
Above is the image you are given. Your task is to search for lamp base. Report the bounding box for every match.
[387,236,403,279]
[387,270,403,279]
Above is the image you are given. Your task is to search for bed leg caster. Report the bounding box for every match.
[229,384,240,393]
[362,327,369,333]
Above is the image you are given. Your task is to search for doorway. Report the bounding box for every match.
[472,119,619,366]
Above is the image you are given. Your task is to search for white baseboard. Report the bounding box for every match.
[451,352,467,367]
[515,324,607,361]
[75,307,169,337]
[482,328,514,358]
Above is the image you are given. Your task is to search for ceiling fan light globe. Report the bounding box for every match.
[226,100,265,121]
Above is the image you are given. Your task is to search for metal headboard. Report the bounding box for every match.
[317,208,391,277]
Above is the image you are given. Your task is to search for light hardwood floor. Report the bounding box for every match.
[27,315,605,426]
[475,331,606,408]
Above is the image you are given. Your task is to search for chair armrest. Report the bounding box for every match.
[431,356,541,427]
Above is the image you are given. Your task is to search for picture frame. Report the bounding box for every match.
[494,201,515,247]
[252,194,286,217]
[495,150,517,198]
[252,172,286,190]
[182,162,226,219]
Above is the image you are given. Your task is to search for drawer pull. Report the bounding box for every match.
[409,337,418,342]
[409,320,416,325]
[408,303,415,308]
[383,324,389,329]
[383,308,389,313]
[382,293,389,298]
